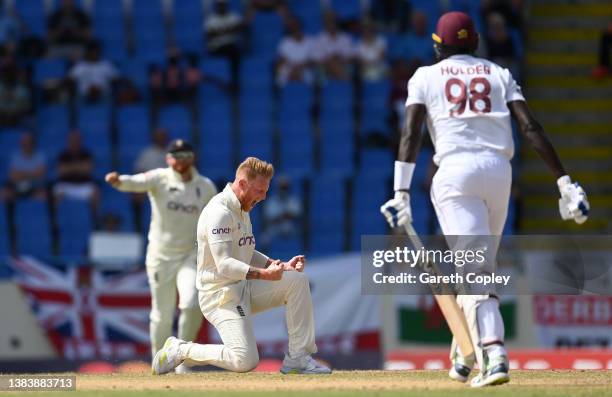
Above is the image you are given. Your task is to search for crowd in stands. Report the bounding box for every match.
[0,0,526,261]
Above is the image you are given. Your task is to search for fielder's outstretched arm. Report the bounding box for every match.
[508,100,566,179]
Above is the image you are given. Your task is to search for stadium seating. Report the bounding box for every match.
[100,184,135,232]
[158,104,193,141]
[117,104,151,173]
[56,199,94,260]
[37,105,70,164]
[351,171,391,250]
[14,0,46,36]
[0,202,10,255]
[309,175,346,255]
[199,99,233,181]
[361,80,391,136]
[289,0,322,34]
[249,11,284,60]
[131,0,167,64]
[0,129,22,184]
[172,0,204,53]
[92,0,128,62]
[14,198,52,258]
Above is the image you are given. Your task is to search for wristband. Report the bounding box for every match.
[394,161,416,191]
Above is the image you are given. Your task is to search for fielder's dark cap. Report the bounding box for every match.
[166,139,194,154]
[432,11,478,49]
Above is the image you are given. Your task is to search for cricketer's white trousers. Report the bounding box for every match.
[146,248,203,357]
[431,151,510,363]
[180,270,316,372]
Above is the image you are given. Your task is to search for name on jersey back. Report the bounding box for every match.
[440,64,491,76]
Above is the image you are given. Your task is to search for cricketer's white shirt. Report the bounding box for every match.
[196,184,256,296]
[406,54,525,165]
[117,167,217,255]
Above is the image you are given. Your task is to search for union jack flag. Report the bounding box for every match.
[9,256,152,359]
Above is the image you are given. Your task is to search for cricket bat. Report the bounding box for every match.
[403,223,475,358]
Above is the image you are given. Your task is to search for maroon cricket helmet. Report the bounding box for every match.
[432,11,478,49]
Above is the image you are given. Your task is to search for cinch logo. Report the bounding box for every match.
[238,235,255,246]
[212,227,231,234]
[167,201,199,213]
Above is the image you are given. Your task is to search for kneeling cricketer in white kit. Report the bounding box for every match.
[105,139,218,371]
[152,157,331,375]
[381,12,590,388]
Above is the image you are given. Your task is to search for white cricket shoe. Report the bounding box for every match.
[470,356,510,388]
[448,353,475,383]
[152,336,185,375]
[280,354,332,374]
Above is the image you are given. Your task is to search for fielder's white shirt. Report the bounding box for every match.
[406,54,525,165]
[117,167,217,255]
[196,184,256,295]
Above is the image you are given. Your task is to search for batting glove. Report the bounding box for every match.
[557,175,589,224]
[381,191,412,228]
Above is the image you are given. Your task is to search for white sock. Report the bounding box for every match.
[477,298,507,360]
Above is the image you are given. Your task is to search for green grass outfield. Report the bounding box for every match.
[3,370,611,397]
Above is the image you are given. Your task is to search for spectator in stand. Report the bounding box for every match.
[389,58,420,132]
[356,19,387,82]
[134,128,170,173]
[276,17,314,86]
[53,130,99,208]
[68,40,119,103]
[390,10,433,65]
[150,51,202,105]
[480,0,523,32]
[204,0,246,90]
[261,176,303,248]
[47,0,91,58]
[5,131,47,200]
[484,12,519,76]
[592,22,612,79]
[312,11,354,81]
[0,59,31,126]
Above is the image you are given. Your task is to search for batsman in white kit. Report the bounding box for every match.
[381,12,590,387]
[105,140,218,371]
[152,157,331,375]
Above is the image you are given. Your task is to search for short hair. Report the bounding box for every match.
[236,157,274,180]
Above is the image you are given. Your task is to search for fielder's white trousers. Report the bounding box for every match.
[180,270,316,372]
[146,248,203,357]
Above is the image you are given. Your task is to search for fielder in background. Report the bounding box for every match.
[381,12,589,388]
[105,139,218,373]
[152,157,331,375]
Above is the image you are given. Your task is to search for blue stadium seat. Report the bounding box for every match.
[92,2,128,62]
[14,0,46,36]
[330,0,362,21]
[120,58,151,96]
[359,148,394,175]
[117,104,151,173]
[131,0,166,64]
[158,105,193,141]
[361,80,391,136]
[279,117,313,178]
[140,198,151,239]
[33,59,67,86]
[199,101,233,180]
[0,202,10,255]
[100,184,135,232]
[240,57,273,89]
[77,104,112,151]
[56,199,93,260]
[319,111,354,176]
[172,0,204,53]
[201,58,231,84]
[14,198,52,257]
[351,172,391,250]
[288,0,322,34]
[37,105,70,172]
[239,117,273,163]
[309,175,345,255]
[250,11,284,58]
[320,80,353,112]
[279,82,313,117]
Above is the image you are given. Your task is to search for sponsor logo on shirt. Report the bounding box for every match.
[238,235,255,247]
[167,201,199,213]
[212,227,231,235]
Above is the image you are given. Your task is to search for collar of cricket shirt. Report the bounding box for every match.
[223,183,242,213]
[169,166,197,183]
